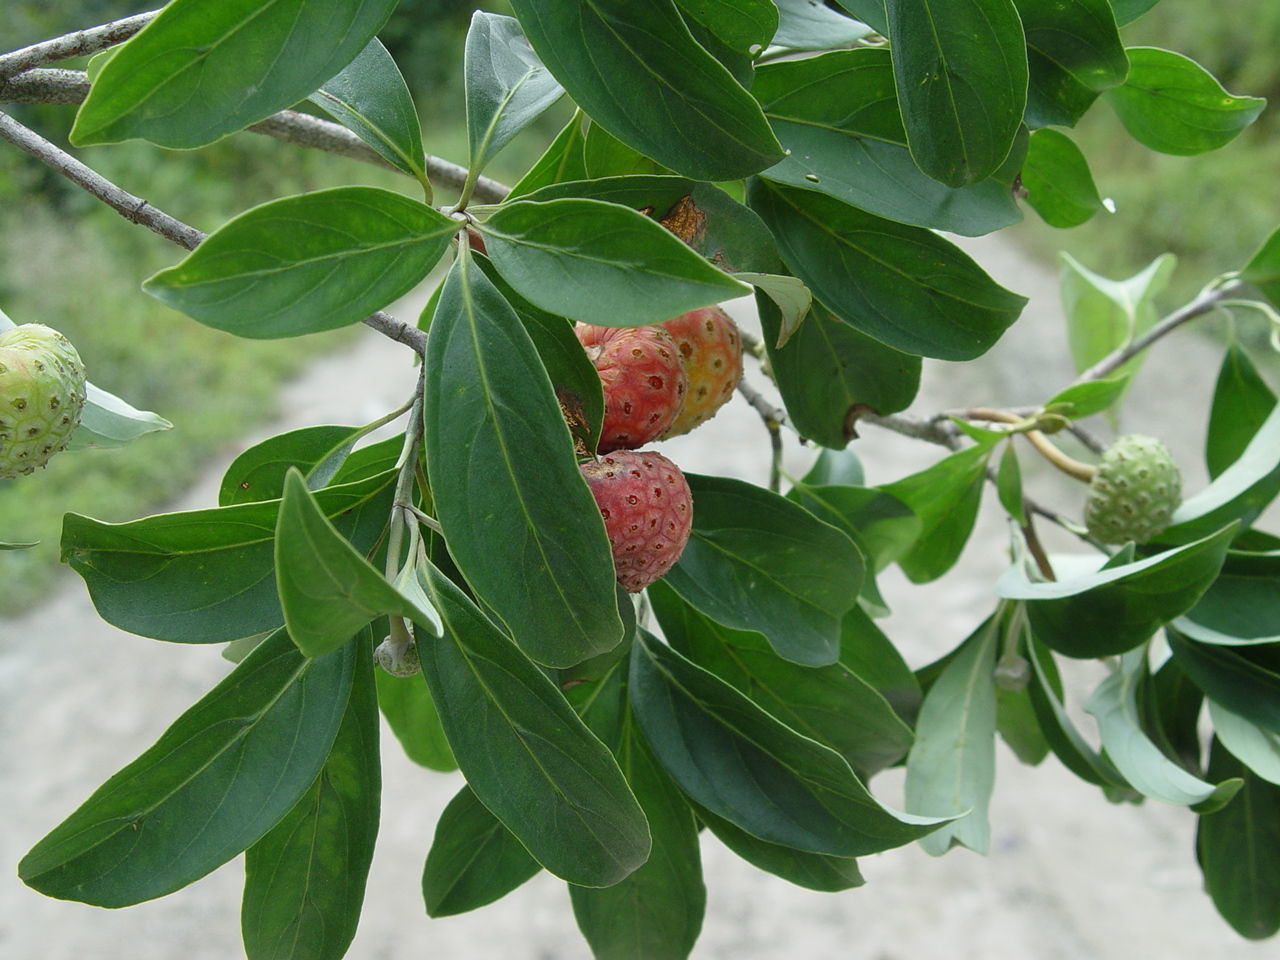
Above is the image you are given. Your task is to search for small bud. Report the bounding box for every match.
[994,653,1031,691]
[375,636,421,678]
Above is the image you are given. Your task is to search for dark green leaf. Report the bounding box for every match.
[62,468,395,643]
[1142,655,1204,775]
[309,39,427,185]
[1176,551,1280,646]
[477,198,749,328]
[1111,0,1160,24]
[775,0,877,50]
[1206,341,1277,479]
[422,786,541,917]
[275,470,432,657]
[997,671,1051,766]
[219,425,363,506]
[749,180,1026,360]
[753,48,904,146]
[144,187,456,339]
[996,442,1026,524]
[415,562,649,887]
[650,581,914,780]
[839,607,923,727]
[630,631,950,857]
[464,12,564,171]
[71,0,398,148]
[1242,227,1280,308]
[241,636,379,960]
[879,443,993,583]
[570,665,705,960]
[832,0,888,34]
[507,114,589,198]
[20,628,358,906]
[885,0,1028,186]
[375,668,456,771]
[422,253,623,668]
[1104,47,1266,156]
[663,474,864,667]
[675,0,777,53]
[1022,128,1107,228]
[760,297,921,448]
[906,615,1000,854]
[1161,406,1280,545]
[1060,251,1175,376]
[786,478,921,575]
[697,804,864,892]
[1197,740,1280,939]
[1168,628,1280,734]
[1015,0,1127,128]
[1085,648,1242,809]
[507,0,783,180]
[583,122,677,178]
[799,447,865,487]
[996,526,1235,657]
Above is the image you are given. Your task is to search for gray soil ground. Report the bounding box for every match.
[2,235,1273,959]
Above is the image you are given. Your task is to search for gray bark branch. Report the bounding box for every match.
[0,9,158,79]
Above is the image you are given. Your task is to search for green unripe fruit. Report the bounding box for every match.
[1084,434,1182,544]
[0,324,87,480]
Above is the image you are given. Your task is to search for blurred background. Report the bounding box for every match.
[1,2,1279,958]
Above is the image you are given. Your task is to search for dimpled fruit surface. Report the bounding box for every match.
[575,323,688,452]
[0,323,87,480]
[659,305,742,439]
[1084,434,1183,544]
[580,449,693,592]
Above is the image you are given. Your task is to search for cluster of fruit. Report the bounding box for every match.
[573,305,743,592]
[0,324,87,481]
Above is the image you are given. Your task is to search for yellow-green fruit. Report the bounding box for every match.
[0,324,87,480]
[1084,434,1182,544]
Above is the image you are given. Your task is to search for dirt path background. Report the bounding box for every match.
[2,235,1269,960]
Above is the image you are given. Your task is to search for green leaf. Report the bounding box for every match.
[1015,0,1128,128]
[376,667,456,771]
[241,637,379,960]
[1086,648,1242,809]
[1206,341,1277,479]
[70,382,173,451]
[996,442,1026,524]
[1025,633,1131,789]
[786,478,922,576]
[1110,0,1160,24]
[879,443,993,583]
[630,631,951,857]
[760,298,920,448]
[697,803,864,892]
[1197,739,1280,939]
[507,0,783,181]
[570,665,706,960]
[674,0,777,53]
[582,122,677,178]
[906,615,1000,854]
[62,468,395,644]
[415,562,650,887]
[507,115,589,198]
[1242,226,1280,308]
[1022,128,1107,228]
[20,627,358,906]
[1043,376,1130,420]
[833,0,889,34]
[309,39,428,187]
[997,669,1051,766]
[755,49,1022,236]
[1104,47,1266,156]
[1,539,38,550]
[1059,251,1175,376]
[219,425,363,506]
[1176,551,1280,646]
[885,0,1028,187]
[476,198,749,327]
[275,470,433,657]
[464,12,564,172]
[422,253,623,668]
[799,447,866,487]
[650,581,914,780]
[70,0,398,148]
[662,474,864,667]
[144,187,456,339]
[749,180,1026,360]
[1209,701,1280,786]
[839,607,924,726]
[996,526,1236,658]
[1161,405,1280,545]
[774,0,877,50]
[738,272,811,348]
[422,786,541,917]
[1168,628,1280,734]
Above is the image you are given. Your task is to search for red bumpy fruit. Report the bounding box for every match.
[658,306,743,438]
[575,323,687,452]
[580,450,693,593]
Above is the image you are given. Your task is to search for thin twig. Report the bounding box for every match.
[1073,279,1242,384]
[736,378,787,492]
[0,9,158,79]
[965,406,1096,482]
[0,68,512,204]
[1020,519,1057,581]
[0,108,428,354]
[860,411,963,450]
